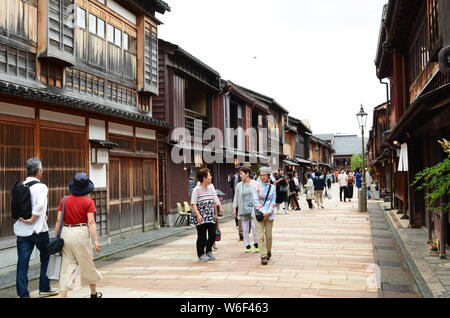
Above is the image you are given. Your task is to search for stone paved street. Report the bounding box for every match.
[0,185,421,298]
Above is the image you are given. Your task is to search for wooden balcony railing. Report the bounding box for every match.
[185,109,209,140]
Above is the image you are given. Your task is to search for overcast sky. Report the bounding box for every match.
[157,0,388,136]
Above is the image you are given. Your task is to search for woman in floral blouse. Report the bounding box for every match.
[191,168,220,263]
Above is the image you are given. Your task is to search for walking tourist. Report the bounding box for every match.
[230,167,243,240]
[287,172,301,211]
[305,173,315,209]
[355,168,362,198]
[346,170,355,202]
[191,169,220,263]
[365,168,373,199]
[274,169,289,214]
[338,169,349,202]
[55,172,103,298]
[14,158,59,298]
[254,167,276,265]
[313,171,326,209]
[326,171,333,189]
[232,167,259,253]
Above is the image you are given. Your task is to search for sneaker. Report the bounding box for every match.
[199,254,209,262]
[245,246,252,253]
[252,246,260,253]
[39,288,60,297]
[206,252,216,261]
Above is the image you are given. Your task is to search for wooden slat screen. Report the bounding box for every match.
[0,121,34,239]
[40,127,86,228]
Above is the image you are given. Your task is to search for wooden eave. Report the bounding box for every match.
[223,81,269,113]
[124,0,170,16]
[0,80,173,132]
[160,39,221,92]
[389,83,450,142]
[375,0,422,78]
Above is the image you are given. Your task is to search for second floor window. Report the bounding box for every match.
[76,7,86,29]
[89,14,105,38]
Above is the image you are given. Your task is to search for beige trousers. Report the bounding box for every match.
[60,226,102,292]
[314,190,324,206]
[254,216,274,258]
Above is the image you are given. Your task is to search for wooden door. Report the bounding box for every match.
[143,159,156,227]
[0,120,34,239]
[109,157,157,237]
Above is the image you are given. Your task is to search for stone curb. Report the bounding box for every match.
[379,202,442,298]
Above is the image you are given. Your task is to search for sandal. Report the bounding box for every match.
[90,292,103,298]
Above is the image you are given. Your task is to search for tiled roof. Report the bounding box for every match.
[154,0,171,13]
[314,134,334,142]
[332,135,369,156]
[159,39,220,77]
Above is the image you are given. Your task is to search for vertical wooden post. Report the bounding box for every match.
[35,107,41,158]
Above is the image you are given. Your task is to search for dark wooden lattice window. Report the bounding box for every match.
[136,140,157,153]
[0,44,36,79]
[40,126,86,228]
[407,18,430,87]
[109,135,133,152]
[0,121,35,239]
[144,22,158,92]
[427,0,441,60]
[40,60,64,87]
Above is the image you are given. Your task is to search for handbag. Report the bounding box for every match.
[46,253,62,280]
[215,223,221,242]
[47,197,66,255]
[255,185,272,222]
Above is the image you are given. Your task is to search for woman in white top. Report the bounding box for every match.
[305,173,315,209]
[233,167,259,253]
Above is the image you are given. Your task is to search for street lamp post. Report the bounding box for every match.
[357,105,368,212]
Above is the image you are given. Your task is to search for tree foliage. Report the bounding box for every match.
[351,154,363,171]
[412,139,450,214]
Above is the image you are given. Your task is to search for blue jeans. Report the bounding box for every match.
[16,232,51,298]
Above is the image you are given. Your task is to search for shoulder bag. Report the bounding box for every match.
[47,197,66,255]
[255,185,272,222]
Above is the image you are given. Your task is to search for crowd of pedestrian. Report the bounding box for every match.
[11,156,375,298]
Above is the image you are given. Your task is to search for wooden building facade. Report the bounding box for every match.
[375,0,450,255]
[0,0,171,265]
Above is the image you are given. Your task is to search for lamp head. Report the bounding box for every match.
[356,105,368,129]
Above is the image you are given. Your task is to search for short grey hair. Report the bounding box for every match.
[26,158,43,177]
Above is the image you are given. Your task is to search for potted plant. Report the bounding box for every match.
[413,139,450,258]
[428,240,440,257]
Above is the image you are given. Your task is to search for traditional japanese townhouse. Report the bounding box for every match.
[367,102,392,202]
[0,0,171,269]
[375,0,450,254]
[333,135,368,171]
[309,135,334,172]
[288,117,313,184]
[153,39,222,226]
[236,86,289,172]
[283,117,300,173]
[218,81,271,192]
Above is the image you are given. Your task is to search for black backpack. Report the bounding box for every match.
[11,181,41,220]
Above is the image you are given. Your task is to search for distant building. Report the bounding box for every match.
[314,134,368,171]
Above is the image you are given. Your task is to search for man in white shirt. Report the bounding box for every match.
[365,168,373,200]
[338,169,349,202]
[14,158,58,298]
